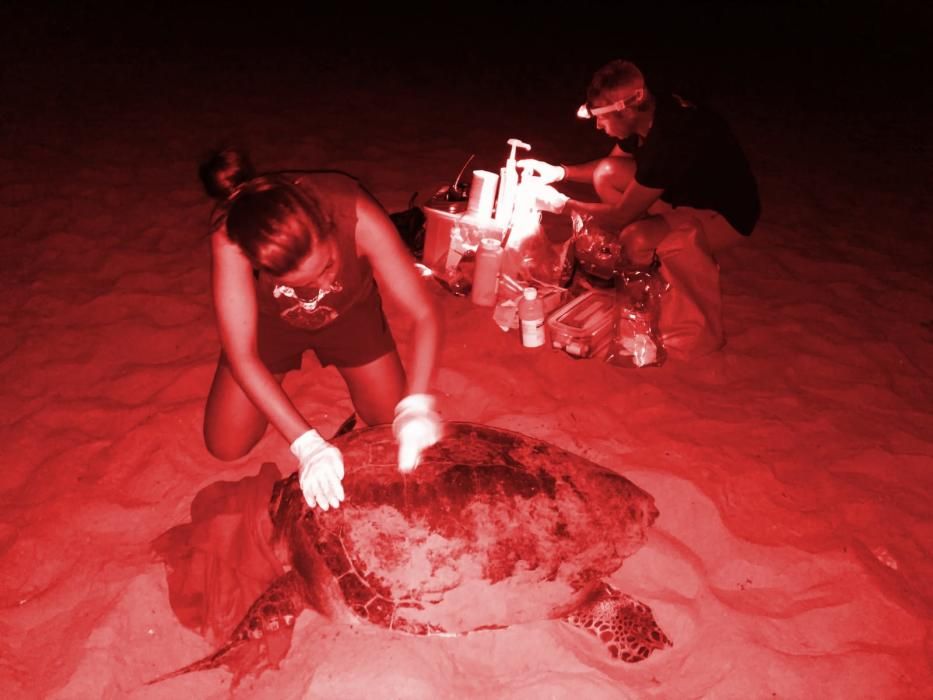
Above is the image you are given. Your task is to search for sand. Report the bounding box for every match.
[1,6,930,699]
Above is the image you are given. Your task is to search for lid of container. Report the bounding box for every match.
[523,287,537,300]
[426,197,468,214]
[480,238,501,250]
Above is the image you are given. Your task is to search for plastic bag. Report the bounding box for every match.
[655,223,725,359]
[570,211,625,281]
[606,261,668,368]
[492,274,569,332]
[389,193,427,260]
[500,217,574,288]
[151,463,284,644]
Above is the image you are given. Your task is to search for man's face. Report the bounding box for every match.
[591,88,641,140]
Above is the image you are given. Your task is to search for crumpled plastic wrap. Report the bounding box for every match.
[606,261,668,368]
[570,211,625,281]
[152,463,284,644]
[436,217,573,303]
[500,219,574,289]
[492,274,569,332]
[430,221,489,296]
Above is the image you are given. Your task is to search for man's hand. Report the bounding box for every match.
[527,181,570,214]
[393,394,442,473]
[291,429,345,510]
[517,158,566,184]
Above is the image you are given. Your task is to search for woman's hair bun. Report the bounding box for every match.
[198,147,257,200]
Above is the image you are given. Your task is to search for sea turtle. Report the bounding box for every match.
[149,422,671,685]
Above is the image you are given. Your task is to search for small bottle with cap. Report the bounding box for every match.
[518,287,546,348]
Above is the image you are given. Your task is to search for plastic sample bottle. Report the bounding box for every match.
[518,287,546,348]
[466,169,499,220]
[494,138,531,227]
[470,238,503,307]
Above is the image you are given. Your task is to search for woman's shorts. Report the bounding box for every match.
[228,287,397,374]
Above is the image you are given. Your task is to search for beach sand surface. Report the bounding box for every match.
[1,6,930,699]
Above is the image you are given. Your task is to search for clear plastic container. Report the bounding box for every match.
[546,290,615,358]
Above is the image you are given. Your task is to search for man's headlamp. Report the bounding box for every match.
[576,89,646,119]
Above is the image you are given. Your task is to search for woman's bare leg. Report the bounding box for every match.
[336,350,407,427]
[203,357,285,460]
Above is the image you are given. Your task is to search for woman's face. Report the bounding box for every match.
[273,237,340,290]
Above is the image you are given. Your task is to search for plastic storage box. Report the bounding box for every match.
[423,205,505,274]
[546,290,615,359]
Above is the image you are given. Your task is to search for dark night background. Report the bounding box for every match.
[3,2,931,115]
[3,1,930,198]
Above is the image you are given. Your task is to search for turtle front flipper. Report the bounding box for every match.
[146,570,310,687]
[564,582,672,662]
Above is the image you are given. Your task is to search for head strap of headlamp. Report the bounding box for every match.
[576,88,646,119]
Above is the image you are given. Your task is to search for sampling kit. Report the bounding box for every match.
[420,140,681,367]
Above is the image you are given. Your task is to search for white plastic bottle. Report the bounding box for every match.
[494,138,531,227]
[518,287,546,348]
[471,238,502,307]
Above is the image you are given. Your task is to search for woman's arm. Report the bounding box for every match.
[210,230,312,444]
[353,189,442,395]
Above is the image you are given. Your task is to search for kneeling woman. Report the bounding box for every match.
[199,149,442,511]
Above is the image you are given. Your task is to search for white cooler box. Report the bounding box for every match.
[423,204,505,274]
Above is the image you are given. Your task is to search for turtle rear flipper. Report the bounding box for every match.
[147,570,310,687]
[565,582,672,662]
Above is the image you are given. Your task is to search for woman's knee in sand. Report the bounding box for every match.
[203,422,266,462]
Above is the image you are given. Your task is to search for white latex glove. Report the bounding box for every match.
[290,429,345,510]
[528,181,570,214]
[517,158,566,184]
[393,394,442,473]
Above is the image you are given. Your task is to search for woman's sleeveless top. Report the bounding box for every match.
[253,172,374,331]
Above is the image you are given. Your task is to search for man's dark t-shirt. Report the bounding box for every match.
[616,93,760,235]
